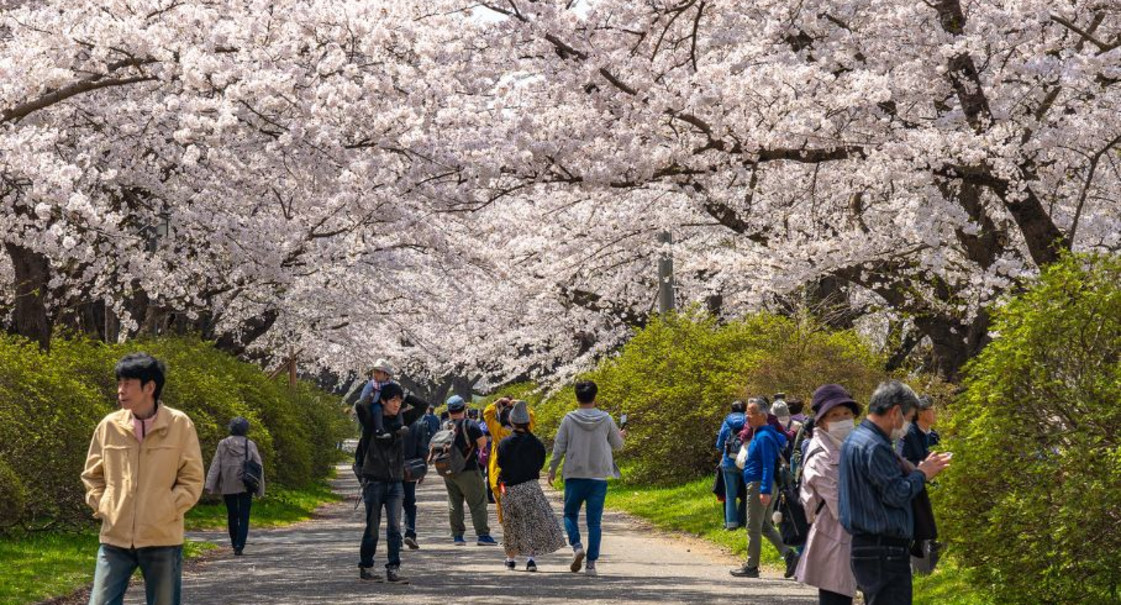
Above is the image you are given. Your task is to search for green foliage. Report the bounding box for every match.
[938,253,1121,605]
[0,334,350,531]
[537,311,887,484]
[187,479,342,530]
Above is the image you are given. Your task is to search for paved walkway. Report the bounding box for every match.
[129,465,816,604]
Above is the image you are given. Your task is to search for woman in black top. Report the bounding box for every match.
[496,401,566,572]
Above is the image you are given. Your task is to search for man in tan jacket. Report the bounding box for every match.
[81,353,204,605]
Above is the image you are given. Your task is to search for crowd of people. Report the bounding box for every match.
[715,382,949,605]
[78,351,945,605]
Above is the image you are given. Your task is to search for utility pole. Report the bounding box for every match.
[658,230,675,314]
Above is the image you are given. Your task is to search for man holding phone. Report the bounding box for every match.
[547,381,625,577]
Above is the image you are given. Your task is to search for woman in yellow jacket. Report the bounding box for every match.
[483,397,535,521]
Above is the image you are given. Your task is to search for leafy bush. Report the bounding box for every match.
[938,253,1121,605]
[0,335,350,531]
[534,311,888,484]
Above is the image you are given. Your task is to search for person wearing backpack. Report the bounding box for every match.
[204,417,265,556]
[794,384,861,605]
[730,399,799,580]
[436,395,497,546]
[715,400,748,529]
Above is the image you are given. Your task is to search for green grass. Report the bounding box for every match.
[0,532,216,605]
[0,479,340,605]
[603,469,993,604]
[185,480,342,531]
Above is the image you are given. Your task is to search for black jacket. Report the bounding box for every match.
[402,416,430,461]
[496,431,546,487]
[896,422,930,466]
[357,407,405,482]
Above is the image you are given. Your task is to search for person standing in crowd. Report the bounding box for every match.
[773,399,803,442]
[442,395,498,546]
[548,380,625,577]
[423,405,441,439]
[204,417,264,556]
[496,400,566,572]
[715,400,748,529]
[839,380,951,604]
[355,383,412,583]
[795,384,861,604]
[738,396,788,444]
[484,397,537,523]
[897,396,938,466]
[731,398,799,579]
[401,402,432,550]
[788,398,808,424]
[82,353,204,605]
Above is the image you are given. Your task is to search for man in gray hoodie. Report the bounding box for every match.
[547,381,625,577]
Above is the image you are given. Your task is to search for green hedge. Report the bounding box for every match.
[500,311,889,485]
[938,253,1121,605]
[0,335,350,532]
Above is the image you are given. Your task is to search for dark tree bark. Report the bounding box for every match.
[213,309,280,357]
[4,242,53,351]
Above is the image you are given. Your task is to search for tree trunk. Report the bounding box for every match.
[4,242,52,351]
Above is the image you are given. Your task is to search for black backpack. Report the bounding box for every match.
[724,423,746,458]
[774,444,826,547]
[240,437,263,494]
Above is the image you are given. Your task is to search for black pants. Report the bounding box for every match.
[851,536,912,605]
[819,588,853,605]
[403,481,418,539]
[223,492,253,551]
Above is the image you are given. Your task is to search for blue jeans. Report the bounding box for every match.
[722,466,746,527]
[850,538,912,605]
[563,478,608,562]
[89,544,182,605]
[360,480,403,569]
[223,492,252,551]
[403,481,418,539]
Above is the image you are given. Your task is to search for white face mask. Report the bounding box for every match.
[826,419,855,441]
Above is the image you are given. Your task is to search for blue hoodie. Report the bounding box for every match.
[742,424,787,495]
[715,412,747,470]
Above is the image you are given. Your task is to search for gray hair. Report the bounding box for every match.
[867,380,920,417]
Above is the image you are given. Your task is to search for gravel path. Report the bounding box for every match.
[126,465,817,604]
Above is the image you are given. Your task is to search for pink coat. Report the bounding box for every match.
[794,432,856,597]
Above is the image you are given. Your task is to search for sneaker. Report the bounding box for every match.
[505,559,516,570]
[783,550,800,579]
[359,567,382,582]
[385,567,409,584]
[585,561,598,576]
[453,535,467,546]
[724,523,740,530]
[403,536,419,550]
[476,535,498,546]
[526,560,537,572]
[570,547,586,573]
[729,564,760,578]
[233,548,244,556]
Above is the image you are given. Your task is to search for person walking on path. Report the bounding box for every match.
[81,353,204,605]
[401,404,432,550]
[731,399,799,580]
[839,380,951,604]
[715,400,748,529]
[547,380,625,577]
[484,396,538,522]
[496,400,566,572]
[794,384,861,605]
[442,395,498,546]
[355,383,412,584]
[204,417,264,556]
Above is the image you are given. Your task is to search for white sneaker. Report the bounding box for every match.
[585,561,598,576]
[570,547,586,573]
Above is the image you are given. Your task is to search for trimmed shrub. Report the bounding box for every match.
[938,253,1121,605]
[0,335,350,531]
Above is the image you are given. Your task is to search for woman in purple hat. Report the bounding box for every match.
[794,384,861,605]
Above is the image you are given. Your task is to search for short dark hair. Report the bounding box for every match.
[867,380,920,417]
[787,399,804,415]
[730,400,746,413]
[229,417,250,436]
[575,381,598,404]
[114,353,166,403]
[379,383,405,403]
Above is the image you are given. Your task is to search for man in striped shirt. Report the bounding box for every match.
[838,381,951,604]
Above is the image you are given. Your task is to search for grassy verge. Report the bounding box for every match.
[603,470,992,605]
[0,479,340,605]
[0,533,216,605]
